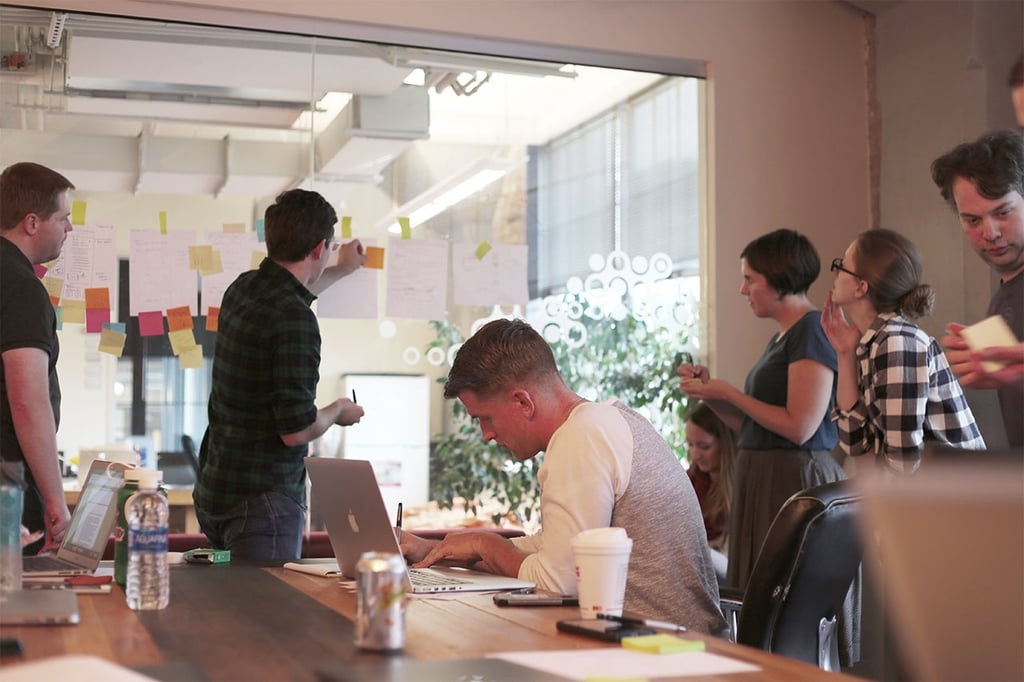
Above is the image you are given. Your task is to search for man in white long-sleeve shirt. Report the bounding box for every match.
[401,319,726,635]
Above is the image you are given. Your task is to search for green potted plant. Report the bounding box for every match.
[427,288,698,526]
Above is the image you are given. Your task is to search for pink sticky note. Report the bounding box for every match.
[138,310,165,337]
[85,307,110,333]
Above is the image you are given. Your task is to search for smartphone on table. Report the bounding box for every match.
[493,590,579,607]
[556,618,656,642]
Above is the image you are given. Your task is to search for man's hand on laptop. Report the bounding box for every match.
[19,525,42,548]
[397,529,438,564]
[42,504,71,552]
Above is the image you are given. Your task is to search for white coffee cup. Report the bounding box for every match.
[570,527,633,619]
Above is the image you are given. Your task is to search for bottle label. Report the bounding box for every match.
[129,527,168,553]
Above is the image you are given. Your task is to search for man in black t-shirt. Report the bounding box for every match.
[0,162,75,552]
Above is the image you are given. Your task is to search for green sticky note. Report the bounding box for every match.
[475,240,492,259]
[159,210,168,234]
[71,200,87,226]
[621,633,705,654]
[398,216,411,240]
[341,216,352,239]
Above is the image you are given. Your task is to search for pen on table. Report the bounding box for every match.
[395,502,403,530]
[597,613,688,632]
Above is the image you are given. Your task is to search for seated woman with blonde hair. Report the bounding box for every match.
[685,401,737,581]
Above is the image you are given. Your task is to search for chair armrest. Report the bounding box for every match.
[719,585,744,608]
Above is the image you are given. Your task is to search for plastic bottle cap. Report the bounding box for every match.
[135,468,163,490]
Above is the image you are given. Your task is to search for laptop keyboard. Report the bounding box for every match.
[23,555,80,572]
[409,569,471,587]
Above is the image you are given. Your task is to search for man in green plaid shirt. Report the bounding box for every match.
[194,189,366,560]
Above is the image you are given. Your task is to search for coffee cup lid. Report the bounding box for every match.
[570,526,631,547]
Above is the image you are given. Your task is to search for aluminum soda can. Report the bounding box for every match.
[355,551,407,651]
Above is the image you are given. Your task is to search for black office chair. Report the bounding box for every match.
[181,434,199,474]
[720,480,862,672]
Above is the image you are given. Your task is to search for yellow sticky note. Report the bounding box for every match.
[250,251,266,270]
[363,246,385,270]
[188,245,213,271]
[621,633,705,654]
[168,329,197,356]
[223,222,245,233]
[179,345,204,369]
[41,276,64,301]
[159,210,168,234]
[98,328,127,357]
[398,216,411,240]
[475,240,492,260]
[341,216,352,239]
[201,250,223,277]
[71,201,87,226]
[62,299,85,324]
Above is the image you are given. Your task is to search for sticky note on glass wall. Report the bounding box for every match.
[363,246,385,270]
[398,217,411,240]
[341,216,352,239]
[138,310,165,337]
[71,201,87,226]
[98,327,127,357]
[166,306,194,332]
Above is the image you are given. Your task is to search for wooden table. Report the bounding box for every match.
[0,563,854,681]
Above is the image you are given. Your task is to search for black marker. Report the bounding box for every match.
[597,612,687,632]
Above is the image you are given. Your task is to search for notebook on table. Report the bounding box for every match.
[22,460,131,577]
[303,457,535,594]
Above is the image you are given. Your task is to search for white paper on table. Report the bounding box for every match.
[0,655,157,682]
[488,648,760,679]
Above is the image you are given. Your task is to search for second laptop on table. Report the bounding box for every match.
[304,457,535,594]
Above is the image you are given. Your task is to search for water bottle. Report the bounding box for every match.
[113,467,142,586]
[126,468,169,610]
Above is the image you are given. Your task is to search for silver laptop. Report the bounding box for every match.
[854,450,1023,682]
[22,460,131,577]
[0,588,79,625]
[304,457,535,594]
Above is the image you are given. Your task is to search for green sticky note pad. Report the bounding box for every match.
[398,216,411,239]
[341,216,352,239]
[475,240,492,259]
[621,633,705,654]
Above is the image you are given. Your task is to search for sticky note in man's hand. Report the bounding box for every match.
[363,246,385,270]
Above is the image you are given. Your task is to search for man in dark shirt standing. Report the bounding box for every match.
[0,162,75,554]
[933,130,1024,449]
[194,189,366,559]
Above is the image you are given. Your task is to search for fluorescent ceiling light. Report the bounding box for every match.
[380,157,523,234]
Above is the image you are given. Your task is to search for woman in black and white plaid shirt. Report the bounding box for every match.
[822,228,987,472]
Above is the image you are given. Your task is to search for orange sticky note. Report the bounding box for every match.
[364,246,385,270]
[166,306,194,332]
[205,307,220,332]
[84,287,110,310]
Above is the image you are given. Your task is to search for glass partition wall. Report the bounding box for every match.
[0,6,705,518]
